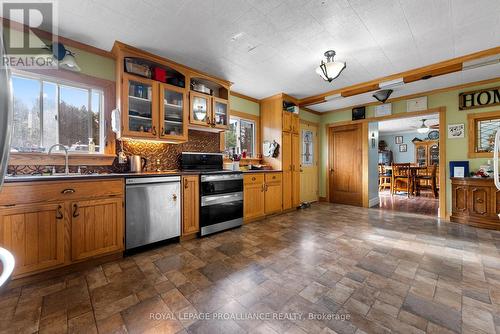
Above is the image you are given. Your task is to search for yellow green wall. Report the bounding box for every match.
[318,80,500,214]
[3,27,115,81]
[229,95,260,116]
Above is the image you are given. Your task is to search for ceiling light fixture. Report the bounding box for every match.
[49,42,81,72]
[372,89,393,103]
[417,119,430,134]
[316,50,346,82]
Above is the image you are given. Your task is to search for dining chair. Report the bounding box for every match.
[391,163,411,197]
[415,165,438,198]
[378,164,391,192]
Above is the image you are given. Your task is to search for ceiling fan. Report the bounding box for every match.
[413,119,439,134]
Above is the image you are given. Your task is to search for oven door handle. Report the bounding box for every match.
[201,192,243,206]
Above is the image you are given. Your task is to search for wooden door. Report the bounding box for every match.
[300,122,318,203]
[0,203,65,276]
[122,73,159,139]
[329,124,363,206]
[291,115,300,134]
[283,112,292,132]
[212,97,229,130]
[190,91,211,127]
[265,173,283,214]
[292,132,301,207]
[159,83,188,141]
[469,186,490,218]
[243,174,265,220]
[182,176,200,235]
[71,197,123,261]
[282,131,292,210]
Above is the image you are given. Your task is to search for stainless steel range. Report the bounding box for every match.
[181,152,243,236]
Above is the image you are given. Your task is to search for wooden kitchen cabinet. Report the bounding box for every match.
[71,197,124,261]
[243,174,265,220]
[291,114,300,134]
[264,173,283,214]
[451,177,500,230]
[292,132,301,207]
[243,172,282,222]
[0,203,65,276]
[182,175,199,236]
[160,83,188,141]
[113,41,232,141]
[282,132,293,210]
[283,111,292,132]
[0,178,124,278]
[121,73,160,139]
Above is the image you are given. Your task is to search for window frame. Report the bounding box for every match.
[467,110,500,158]
[224,112,259,159]
[11,70,106,154]
[221,110,261,160]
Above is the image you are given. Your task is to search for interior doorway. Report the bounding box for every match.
[328,123,363,206]
[300,121,319,203]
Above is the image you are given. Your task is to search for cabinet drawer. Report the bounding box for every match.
[265,172,282,183]
[0,179,124,206]
[244,174,264,185]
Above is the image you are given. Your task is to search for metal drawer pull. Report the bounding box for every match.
[252,177,256,181]
[72,204,80,218]
[56,205,63,219]
[184,179,189,189]
[477,198,484,203]
[61,188,75,194]
[172,194,178,201]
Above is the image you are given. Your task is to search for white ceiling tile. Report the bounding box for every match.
[50,0,500,101]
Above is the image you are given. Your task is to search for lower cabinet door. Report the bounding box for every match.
[469,187,490,217]
[265,181,283,214]
[0,203,65,276]
[182,176,200,235]
[71,197,124,261]
[244,183,265,220]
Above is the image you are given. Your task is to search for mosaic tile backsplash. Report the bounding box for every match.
[8,130,221,175]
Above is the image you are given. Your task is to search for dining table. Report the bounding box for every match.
[384,165,428,195]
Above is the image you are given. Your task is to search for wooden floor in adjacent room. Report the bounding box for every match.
[376,190,439,217]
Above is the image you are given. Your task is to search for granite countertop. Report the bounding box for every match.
[4,169,281,183]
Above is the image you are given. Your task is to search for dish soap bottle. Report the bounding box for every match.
[88,137,96,153]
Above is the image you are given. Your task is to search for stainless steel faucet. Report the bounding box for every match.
[48,144,69,175]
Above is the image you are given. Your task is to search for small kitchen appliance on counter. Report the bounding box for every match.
[181,152,243,236]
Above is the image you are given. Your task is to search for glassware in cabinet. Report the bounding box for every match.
[160,84,187,140]
[212,97,229,129]
[123,74,158,137]
[190,91,211,126]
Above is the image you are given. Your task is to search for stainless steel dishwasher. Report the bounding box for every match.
[125,176,181,251]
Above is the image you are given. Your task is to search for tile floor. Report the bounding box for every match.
[1,202,500,334]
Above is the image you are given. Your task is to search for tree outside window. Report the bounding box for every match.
[10,74,104,153]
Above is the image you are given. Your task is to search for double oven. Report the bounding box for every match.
[181,152,243,236]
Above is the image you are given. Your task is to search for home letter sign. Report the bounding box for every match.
[459,86,500,110]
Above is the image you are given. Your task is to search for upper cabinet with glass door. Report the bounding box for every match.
[112,41,231,140]
[189,76,230,131]
[122,74,158,138]
[160,84,187,141]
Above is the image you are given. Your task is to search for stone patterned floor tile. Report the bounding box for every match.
[2,203,500,333]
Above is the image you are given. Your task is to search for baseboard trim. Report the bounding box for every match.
[369,197,380,208]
